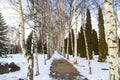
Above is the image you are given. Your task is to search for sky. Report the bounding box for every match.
[0,0,120,38]
[0,0,31,39]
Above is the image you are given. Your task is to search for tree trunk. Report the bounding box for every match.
[33,0,40,76]
[42,43,46,65]
[67,35,69,59]
[73,0,77,64]
[47,33,50,59]
[81,0,92,74]
[103,0,120,80]
[16,0,34,80]
[70,30,74,57]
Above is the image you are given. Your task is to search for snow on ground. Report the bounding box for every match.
[0,51,119,80]
[68,55,110,80]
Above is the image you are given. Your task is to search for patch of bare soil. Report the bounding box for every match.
[50,59,88,80]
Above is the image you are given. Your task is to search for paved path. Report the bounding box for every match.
[50,59,88,80]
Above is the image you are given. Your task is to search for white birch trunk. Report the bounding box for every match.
[81,0,92,74]
[73,0,77,64]
[41,30,46,65]
[47,33,50,59]
[103,0,120,80]
[33,34,39,75]
[33,0,40,76]
[16,0,34,80]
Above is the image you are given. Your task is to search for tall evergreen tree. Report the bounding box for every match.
[98,7,107,62]
[26,31,33,54]
[77,32,80,55]
[68,32,72,55]
[64,38,67,54]
[85,9,93,59]
[71,29,74,56]
[92,29,98,55]
[37,36,42,53]
[78,27,86,57]
[0,12,8,57]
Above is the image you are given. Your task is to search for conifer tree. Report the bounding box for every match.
[77,32,80,55]
[71,29,74,56]
[17,0,34,79]
[98,7,107,62]
[85,9,93,59]
[68,32,72,55]
[78,27,86,57]
[92,29,98,55]
[0,12,8,57]
[37,36,42,53]
[64,38,67,54]
[26,31,33,54]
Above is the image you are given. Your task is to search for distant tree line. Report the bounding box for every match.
[64,7,108,62]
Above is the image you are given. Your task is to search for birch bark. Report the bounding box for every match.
[81,0,92,74]
[103,0,120,80]
[16,0,34,80]
[33,0,39,76]
[73,0,77,64]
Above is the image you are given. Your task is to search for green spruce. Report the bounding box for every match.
[98,7,107,62]
[37,36,43,53]
[78,27,86,58]
[92,29,98,55]
[68,32,72,55]
[71,29,74,56]
[85,9,93,59]
[26,31,33,54]
[0,13,8,57]
[64,38,67,53]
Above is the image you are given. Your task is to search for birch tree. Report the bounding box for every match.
[33,0,40,76]
[16,0,34,80]
[73,0,77,64]
[103,0,120,80]
[66,0,74,59]
[81,0,92,74]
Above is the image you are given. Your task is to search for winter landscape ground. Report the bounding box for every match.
[0,51,119,80]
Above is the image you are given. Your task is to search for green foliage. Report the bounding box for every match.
[85,9,93,59]
[64,29,74,55]
[10,45,21,54]
[0,13,8,57]
[92,29,98,55]
[69,29,75,55]
[68,32,72,55]
[26,31,33,54]
[0,43,8,57]
[78,27,86,58]
[71,29,74,55]
[37,36,43,53]
[98,7,107,62]
[64,38,67,53]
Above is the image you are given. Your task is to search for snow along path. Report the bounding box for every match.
[0,51,119,80]
[0,51,64,80]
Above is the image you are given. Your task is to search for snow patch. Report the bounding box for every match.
[0,61,8,66]
[0,52,119,80]
[51,51,63,60]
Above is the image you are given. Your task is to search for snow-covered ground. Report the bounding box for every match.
[0,51,119,80]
